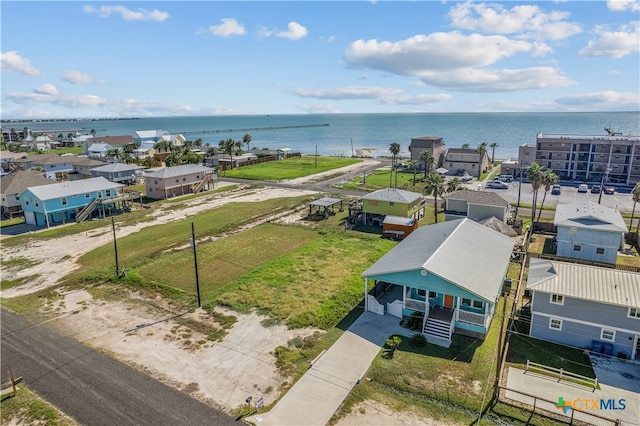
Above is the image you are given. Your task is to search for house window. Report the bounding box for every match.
[154,180,158,185]
[462,298,472,307]
[176,179,179,183]
[573,245,581,252]
[14,195,19,200]
[197,175,200,179]
[106,190,111,197]
[428,291,437,299]
[550,294,564,305]
[85,193,90,198]
[35,200,39,207]
[24,196,29,206]
[183,177,186,181]
[417,289,426,297]
[389,202,395,206]
[472,300,483,309]
[98,192,102,198]
[596,247,605,255]
[601,329,615,341]
[61,197,67,206]
[628,307,640,319]
[549,318,562,330]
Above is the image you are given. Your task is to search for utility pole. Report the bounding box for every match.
[112,217,119,277]
[515,166,523,218]
[190,222,201,308]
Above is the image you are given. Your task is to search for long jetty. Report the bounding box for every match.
[178,123,329,136]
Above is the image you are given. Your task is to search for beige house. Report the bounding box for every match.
[518,143,537,175]
[1,169,53,218]
[144,164,216,199]
[444,148,489,177]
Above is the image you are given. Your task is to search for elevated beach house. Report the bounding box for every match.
[360,188,425,226]
[554,201,626,264]
[20,177,124,227]
[526,258,640,360]
[1,170,53,219]
[361,218,514,347]
[143,164,216,200]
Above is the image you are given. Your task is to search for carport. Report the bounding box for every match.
[308,197,343,219]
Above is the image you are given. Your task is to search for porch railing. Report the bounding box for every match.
[405,298,426,312]
[456,309,485,326]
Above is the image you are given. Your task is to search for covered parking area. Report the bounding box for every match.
[308,197,343,219]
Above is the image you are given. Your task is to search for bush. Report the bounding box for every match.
[410,333,427,348]
[407,312,424,331]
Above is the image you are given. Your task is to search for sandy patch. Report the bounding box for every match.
[336,400,457,426]
[49,289,319,412]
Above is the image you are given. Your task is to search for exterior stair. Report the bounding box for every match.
[423,316,452,341]
[76,198,99,223]
[191,175,210,194]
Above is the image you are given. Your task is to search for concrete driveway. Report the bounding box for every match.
[246,311,410,426]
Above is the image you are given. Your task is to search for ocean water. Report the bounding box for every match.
[4,112,639,160]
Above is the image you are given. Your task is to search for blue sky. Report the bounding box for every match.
[1,1,639,118]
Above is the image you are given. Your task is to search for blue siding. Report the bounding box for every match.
[556,226,622,264]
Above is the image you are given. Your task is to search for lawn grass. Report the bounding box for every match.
[333,168,424,193]
[221,156,360,181]
[1,385,78,425]
[0,217,25,227]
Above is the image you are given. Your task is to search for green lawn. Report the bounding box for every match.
[221,156,360,180]
[1,385,77,425]
[333,168,425,193]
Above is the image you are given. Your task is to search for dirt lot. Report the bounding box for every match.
[0,159,435,423]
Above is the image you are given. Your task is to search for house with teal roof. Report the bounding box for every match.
[361,218,514,346]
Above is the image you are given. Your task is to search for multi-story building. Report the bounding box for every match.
[535,132,640,185]
[443,148,488,178]
[408,136,446,171]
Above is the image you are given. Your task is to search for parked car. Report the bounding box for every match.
[591,184,601,194]
[497,174,513,183]
[577,184,589,193]
[486,180,509,189]
[460,173,473,182]
[551,185,561,195]
[604,186,615,194]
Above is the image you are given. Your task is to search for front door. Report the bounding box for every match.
[444,294,454,309]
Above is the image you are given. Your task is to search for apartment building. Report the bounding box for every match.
[535,132,640,185]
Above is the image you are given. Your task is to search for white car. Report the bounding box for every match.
[486,180,509,189]
[577,184,589,193]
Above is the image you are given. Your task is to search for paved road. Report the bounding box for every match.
[1,308,237,426]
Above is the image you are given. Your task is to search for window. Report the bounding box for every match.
[14,195,19,200]
[472,300,484,309]
[389,202,395,206]
[549,318,562,330]
[35,200,39,207]
[550,294,564,305]
[628,307,640,319]
[596,247,605,255]
[462,298,472,306]
[573,245,581,252]
[428,291,437,299]
[105,190,111,197]
[61,197,67,206]
[417,289,426,297]
[176,179,179,183]
[183,177,186,181]
[569,227,577,236]
[24,196,29,206]
[601,329,615,341]
[85,193,90,198]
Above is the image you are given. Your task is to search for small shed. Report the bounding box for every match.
[308,197,343,219]
[382,215,418,240]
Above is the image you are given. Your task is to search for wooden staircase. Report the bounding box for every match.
[191,176,210,194]
[76,198,99,223]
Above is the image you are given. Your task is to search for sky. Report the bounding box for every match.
[1,1,639,119]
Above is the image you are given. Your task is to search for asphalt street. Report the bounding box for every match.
[0,308,237,426]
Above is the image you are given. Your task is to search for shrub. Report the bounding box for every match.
[410,333,427,348]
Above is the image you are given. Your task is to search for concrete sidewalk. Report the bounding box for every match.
[505,361,640,426]
[246,312,411,426]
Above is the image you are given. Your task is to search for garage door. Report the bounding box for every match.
[24,211,36,225]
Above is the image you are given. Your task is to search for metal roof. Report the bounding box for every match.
[447,190,510,207]
[25,176,124,200]
[361,218,515,302]
[554,201,627,232]
[526,258,640,307]
[143,164,213,179]
[362,188,423,204]
[382,215,415,226]
[309,197,342,208]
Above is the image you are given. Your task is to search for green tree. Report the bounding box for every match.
[461,143,470,149]
[243,133,252,151]
[389,142,401,188]
[424,172,446,223]
[420,150,434,179]
[526,162,544,222]
[536,169,558,223]
[219,138,238,169]
[446,176,462,194]
[476,142,488,176]
[155,140,172,153]
[630,182,640,233]
[489,142,499,163]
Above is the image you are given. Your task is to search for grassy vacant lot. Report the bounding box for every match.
[333,168,425,193]
[221,156,360,180]
[1,385,77,426]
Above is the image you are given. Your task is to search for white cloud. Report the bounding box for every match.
[208,18,246,37]
[276,22,308,40]
[34,83,58,96]
[0,51,40,77]
[62,70,96,84]
[293,86,403,100]
[380,93,452,105]
[579,22,640,59]
[83,5,169,22]
[555,91,640,110]
[448,2,581,41]
[297,103,341,114]
[608,0,640,12]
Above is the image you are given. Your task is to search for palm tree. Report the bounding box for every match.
[536,169,558,223]
[489,142,499,164]
[420,150,434,179]
[155,140,172,153]
[424,172,446,223]
[526,162,544,222]
[446,177,462,194]
[476,142,488,177]
[243,133,252,151]
[461,143,470,149]
[194,137,203,148]
[219,138,238,169]
[629,182,640,233]
[389,142,400,188]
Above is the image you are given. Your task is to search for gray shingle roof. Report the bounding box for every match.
[554,201,627,232]
[91,163,143,173]
[447,190,510,207]
[526,258,640,307]
[25,176,124,200]
[362,188,423,204]
[1,170,53,194]
[361,218,515,302]
[143,164,212,179]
